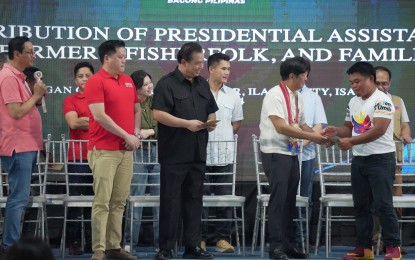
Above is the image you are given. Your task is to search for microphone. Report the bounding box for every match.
[34,71,47,113]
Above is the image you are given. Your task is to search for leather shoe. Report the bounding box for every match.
[285,247,308,259]
[155,249,173,260]
[269,249,288,260]
[183,246,214,259]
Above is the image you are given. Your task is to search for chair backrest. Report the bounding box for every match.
[395,141,415,191]
[252,134,306,196]
[252,134,268,197]
[62,137,92,196]
[131,139,160,193]
[45,134,66,196]
[0,134,51,200]
[205,134,238,195]
[316,144,352,196]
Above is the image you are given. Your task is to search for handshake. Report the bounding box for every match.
[320,126,352,151]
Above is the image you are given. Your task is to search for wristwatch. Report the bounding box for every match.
[134,133,143,140]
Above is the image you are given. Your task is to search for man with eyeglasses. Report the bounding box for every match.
[373,66,411,255]
[0,36,47,254]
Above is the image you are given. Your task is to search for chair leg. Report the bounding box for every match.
[241,206,246,256]
[130,203,134,254]
[260,205,266,258]
[81,210,85,251]
[305,206,309,254]
[233,207,241,255]
[61,206,68,260]
[43,206,49,243]
[251,202,260,255]
[298,207,305,253]
[325,207,330,258]
[376,225,382,255]
[314,204,323,255]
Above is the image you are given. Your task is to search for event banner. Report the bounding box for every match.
[1,0,414,180]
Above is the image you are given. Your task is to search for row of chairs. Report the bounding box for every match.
[251,134,415,258]
[315,140,415,258]
[0,134,245,259]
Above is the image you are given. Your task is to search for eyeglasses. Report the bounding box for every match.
[375,81,390,87]
[22,50,35,56]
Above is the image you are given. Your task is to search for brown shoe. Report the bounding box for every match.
[91,250,105,260]
[106,248,137,260]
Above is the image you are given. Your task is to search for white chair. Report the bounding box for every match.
[125,139,160,252]
[251,134,309,257]
[61,138,93,259]
[45,134,67,243]
[314,144,354,258]
[202,134,245,255]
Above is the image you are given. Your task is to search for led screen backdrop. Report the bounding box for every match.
[1,0,415,181]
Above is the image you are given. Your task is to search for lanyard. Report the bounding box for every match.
[279,81,299,124]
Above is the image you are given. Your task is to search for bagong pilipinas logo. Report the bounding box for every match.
[351,112,371,134]
[374,99,392,112]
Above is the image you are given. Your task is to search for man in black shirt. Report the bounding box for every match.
[152,42,218,260]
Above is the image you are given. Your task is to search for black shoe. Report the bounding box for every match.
[183,246,214,259]
[284,247,308,259]
[155,249,173,260]
[269,249,288,260]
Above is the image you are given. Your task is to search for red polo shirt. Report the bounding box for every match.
[84,68,139,150]
[63,92,90,160]
[0,64,43,156]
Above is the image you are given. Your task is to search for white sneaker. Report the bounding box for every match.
[215,240,234,253]
[124,243,135,254]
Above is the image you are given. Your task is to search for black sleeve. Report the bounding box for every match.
[152,78,173,113]
[207,86,219,115]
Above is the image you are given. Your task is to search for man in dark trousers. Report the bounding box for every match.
[152,42,218,260]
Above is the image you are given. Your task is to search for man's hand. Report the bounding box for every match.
[140,129,155,139]
[401,134,413,145]
[310,133,328,145]
[186,120,204,132]
[323,126,337,137]
[33,80,48,100]
[337,137,353,150]
[123,134,140,150]
[207,125,216,132]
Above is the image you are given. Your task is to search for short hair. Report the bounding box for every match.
[4,237,55,260]
[73,61,95,77]
[23,66,41,84]
[280,56,311,80]
[97,40,125,64]
[130,70,152,90]
[177,42,203,63]
[207,52,230,69]
[8,36,31,60]
[346,62,376,81]
[374,66,392,80]
[0,52,8,64]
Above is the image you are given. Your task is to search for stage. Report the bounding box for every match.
[54,245,414,260]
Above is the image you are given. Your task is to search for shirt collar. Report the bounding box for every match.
[98,68,117,79]
[219,84,228,94]
[174,66,201,84]
[74,91,85,99]
[3,63,26,81]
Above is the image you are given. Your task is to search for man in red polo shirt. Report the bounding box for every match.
[0,36,47,253]
[84,40,141,260]
[63,61,95,255]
